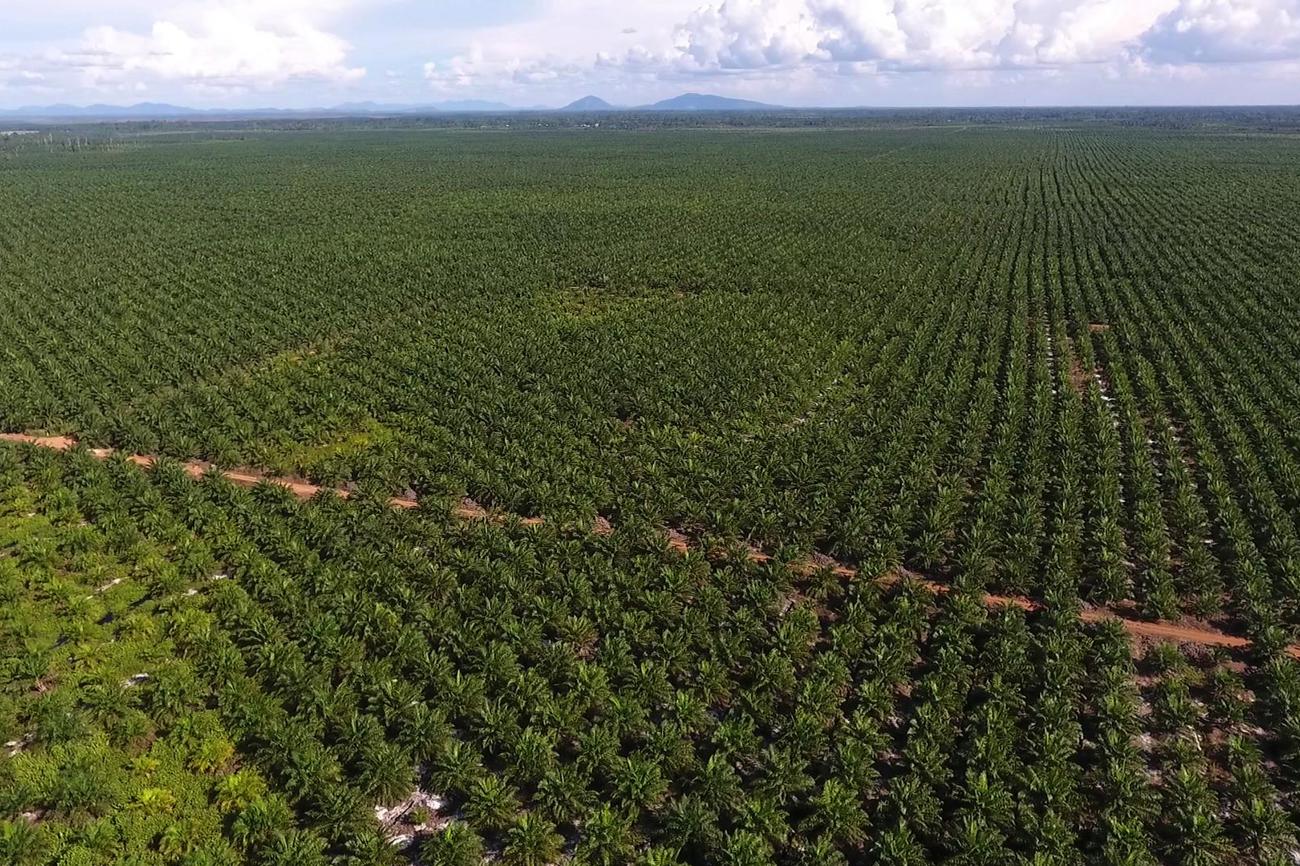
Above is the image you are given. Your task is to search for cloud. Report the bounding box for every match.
[466,0,1298,92]
[1138,0,1300,63]
[4,0,366,96]
[664,0,1189,73]
[417,1,697,95]
[5,0,1297,105]
[78,2,364,88]
[423,43,585,92]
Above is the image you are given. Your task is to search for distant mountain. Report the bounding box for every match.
[0,99,540,122]
[0,102,201,119]
[643,92,779,111]
[560,95,616,111]
[0,93,783,122]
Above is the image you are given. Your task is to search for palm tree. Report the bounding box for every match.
[1233,795,1296,864]
[640,845,686,866]
[79,677,131,725]
[607,694,651,741]
[804,778,866,847]
[338,826,404,866]
[191,736,236,773]
[755,745,812,806]
[396,703,453,763]
[878,774,942,838]
[309,784,369,847]
[670,690,710,732]
[944,816,1011,866]
[737,793,790,848]
[477,697,523,754]
[464,775,520,833]
[215,769,268,813]
[356,740,413,802]
[231,796,295,850]
[421,823,484,866]
[614,755,668,812]
[1098,813,1157,865]
[798,834,849,866]
[535,762,595,825]
[431,738,484,798]
[129,786,177,813]
[279,738,342,803]
[660,794,722,857]
[1162,762,1230,866]
[259,829,329,866]
[575,804,636,866]
[503,813,565,866]
[0,820,49,866]
[722,830,775,866]
[157,820,198,859]
[869,821,927,866]
[510,726,558,787]
[696,753,742,812]
[575,722,620,780]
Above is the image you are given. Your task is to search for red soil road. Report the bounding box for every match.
[0,433,421,509]
[780,553,1274,653]
[1,432,1292,657]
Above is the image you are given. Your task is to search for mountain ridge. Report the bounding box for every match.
[0,92,784,121]
[560,95,617,111]
[643,92,780,111]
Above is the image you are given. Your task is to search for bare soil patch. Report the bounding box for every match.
[1067,354,1093,396]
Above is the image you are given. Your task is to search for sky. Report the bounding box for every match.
[0,0,1297,108]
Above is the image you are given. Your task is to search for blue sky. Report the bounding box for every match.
[1,0,1298,108]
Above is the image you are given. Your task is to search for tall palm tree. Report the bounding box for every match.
[464,775,520,833]
[660,794,722,857]
[356,740,413,802]
[695,753,742,812]
[430,738,484,798]
[309,784,369,847]
[503,813,564,866]
[575,804,636,866]
[803,778,866,847]
[0,821,49,866]
[614,755,668,812]
[337,826,404,866]
[869,820,927,866]
[798,834,849,866]
[216,770,269,814]
[421,823,483,866]
[721,830,774,866]
[230,796,295,850]
[259,829,329,866]
[535,762,594,826]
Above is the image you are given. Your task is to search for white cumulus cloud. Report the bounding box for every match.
[15,0,366,95]
[665,0,1188,73]
[522,0,1300,86]
[423,44,583,92]
[76,16,363,88]
[1138,0,1300,63]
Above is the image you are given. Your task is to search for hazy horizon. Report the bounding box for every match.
[5,96,1300,114]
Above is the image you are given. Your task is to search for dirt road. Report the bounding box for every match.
[2,432,1291,658]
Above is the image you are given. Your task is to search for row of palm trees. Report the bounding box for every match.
[76,443,1291,864]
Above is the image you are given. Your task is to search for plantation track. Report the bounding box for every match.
[3,431,1289,658]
